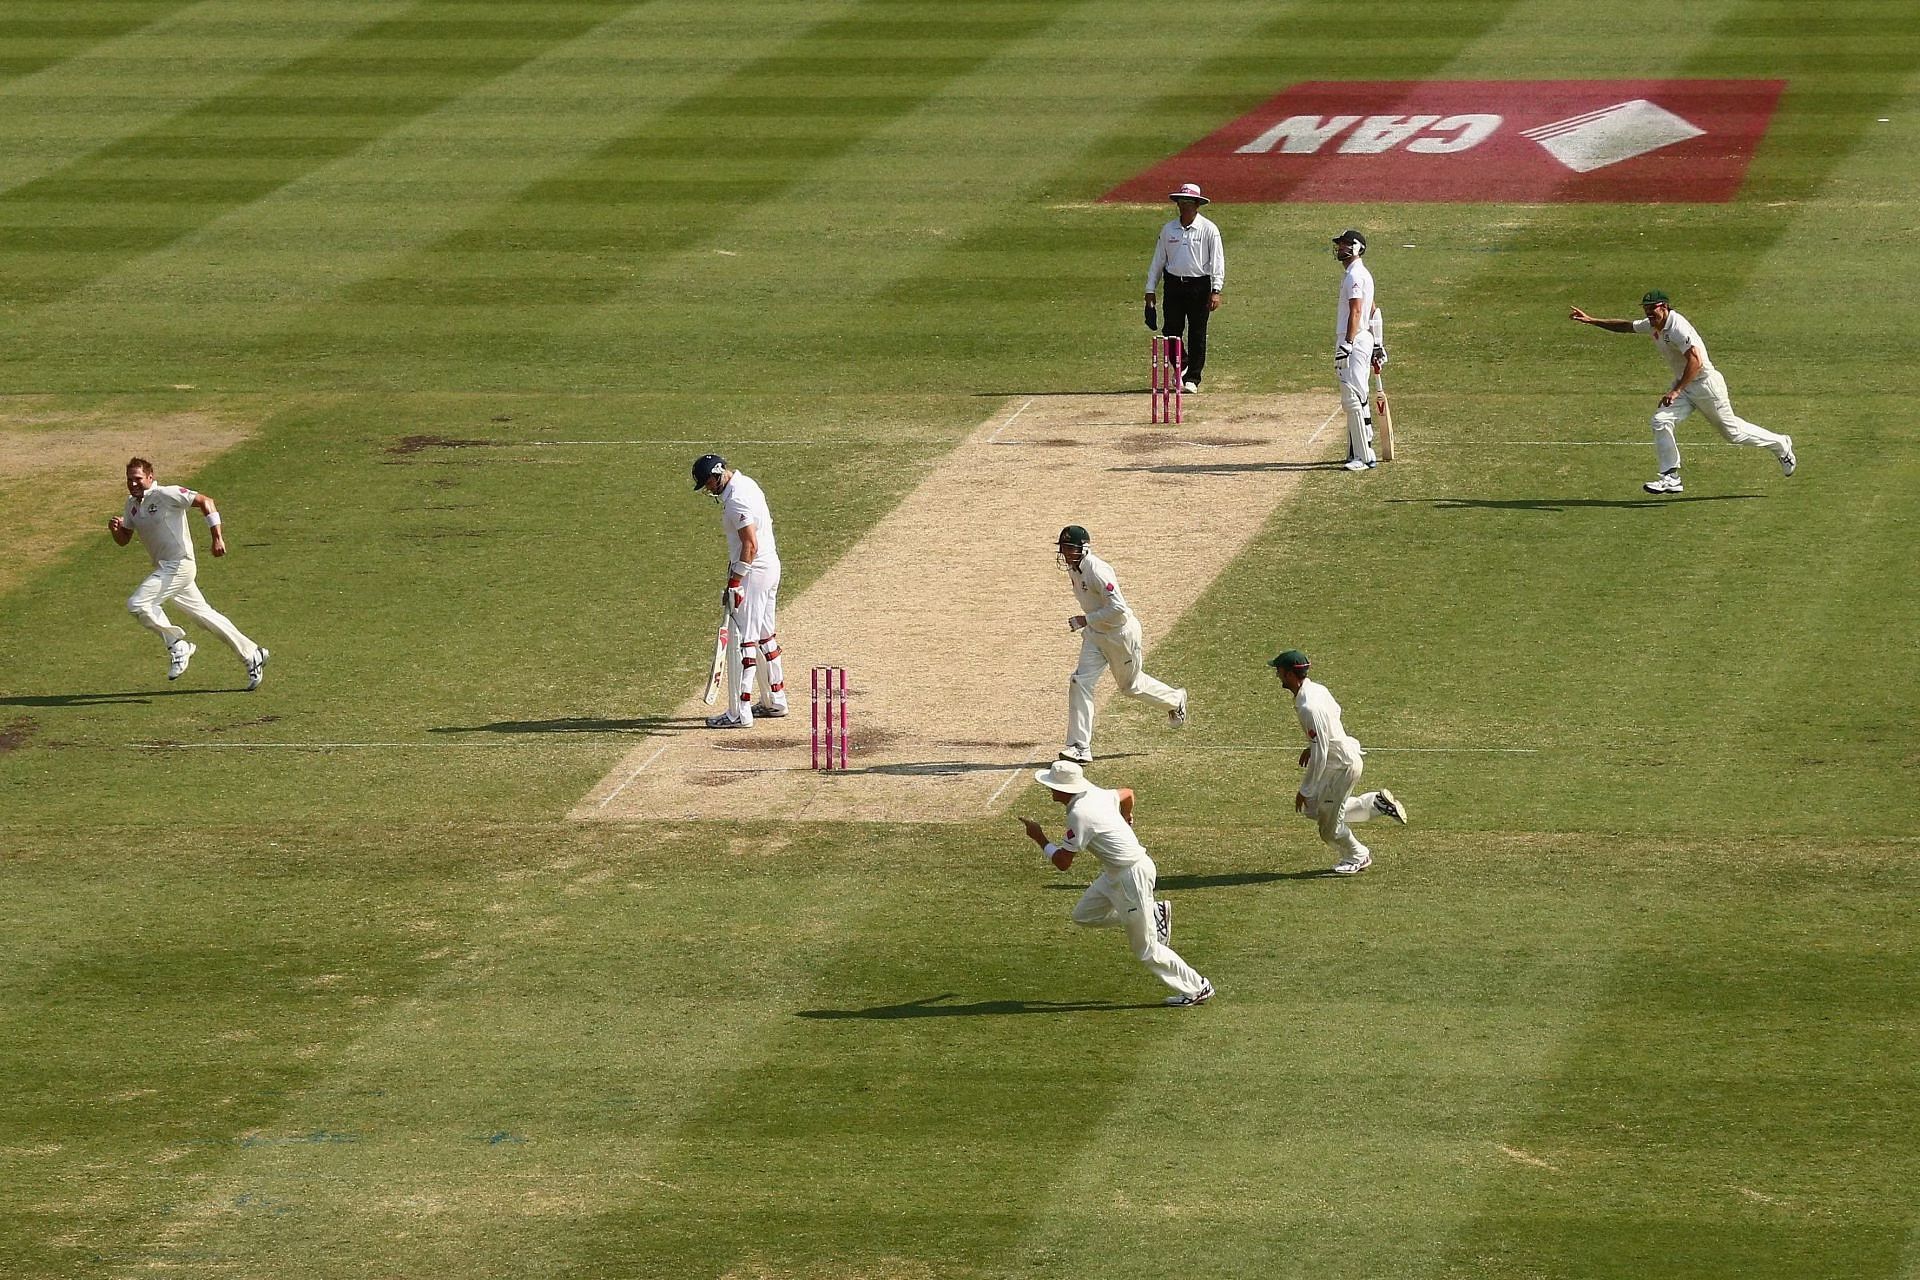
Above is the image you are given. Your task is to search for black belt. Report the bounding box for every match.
[1166,273,1208,282]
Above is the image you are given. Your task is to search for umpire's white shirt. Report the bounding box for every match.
[1145,214,1225,292]
[122,484,199,565]
[1633,310,1715,384]
[1294,678,1363,799]
[1061,784,1148,872]
[1068,551,1136,636]
[1335,259,1376,353]
[720,471,778,567]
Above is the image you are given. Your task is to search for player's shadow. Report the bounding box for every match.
[1407,494,1763,512]
[1042,869,1332,892]
[796,992,1161,1019]
[971,389,1141,399]
[429,715,696,735]
[0,689,228,707]
[864,759,1036,777]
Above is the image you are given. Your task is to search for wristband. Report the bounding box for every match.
[1042,842,1060,859]
[204,512,221,529]
[729,560,749,577]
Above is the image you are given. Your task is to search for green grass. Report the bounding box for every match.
[3,2,1918,1277]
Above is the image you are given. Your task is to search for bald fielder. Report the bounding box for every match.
[1055,525,1187,764]
[108,457,268,689]
[1019,759,1214,1006]
[1269,649,1406,875]
[692,453,787,728]
[1570,290,1796,494]
[1332,229,1380,471]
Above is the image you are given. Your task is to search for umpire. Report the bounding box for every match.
[1143,182,1226,393]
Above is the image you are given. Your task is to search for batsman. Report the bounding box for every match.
[692,453,788,728]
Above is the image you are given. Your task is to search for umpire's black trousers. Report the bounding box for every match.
[1160,273,1214,386]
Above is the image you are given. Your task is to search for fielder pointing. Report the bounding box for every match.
[1055,525,1187,765]
[1269,649,1406,875]
[1570,290,1796,494]
[692,453,788,728]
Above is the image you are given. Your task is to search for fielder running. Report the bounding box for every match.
[1019,759,1214,1007]
[1332,229,1380,471]
[692,453,788,728]
[1055,525,1187,764]
[108,457,268,689]
[1569,290,1796,494]
[1269,649,1406,875]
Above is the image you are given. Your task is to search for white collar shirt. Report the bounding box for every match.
[1145,214,1225,293]
[719,470,778,567]
[1335,259,1376,350]
[1061,784,1148,872]
[1068,550,1134,634]
[121,483,198,564]
[1294,677,1363,798]
[1632,309,1713,383]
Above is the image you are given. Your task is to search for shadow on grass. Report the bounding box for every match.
[797,992,1161,1019]
[1112,460,1344,475]
[1042,869,1338,891]
[1404,494,1763,512]
[0,689,231,707]
[429,715,699,735]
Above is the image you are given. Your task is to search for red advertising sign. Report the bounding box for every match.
[1104,80,1785,204]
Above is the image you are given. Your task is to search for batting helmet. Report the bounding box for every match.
[1058,525,1091,549]
[691,453,727,489]
[1332,229,1366,258]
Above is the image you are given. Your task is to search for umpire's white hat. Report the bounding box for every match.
[1168,183,1210,205]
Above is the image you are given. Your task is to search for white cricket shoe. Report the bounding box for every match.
[166,640,195,681]
[1780,437,1796,476]
[245,648,269,692]
[705,713,748,729]
[1058,744,1092,764]
[751,703,788,718]
[1181,380,1199,394]
[1643,472,1684,494]
[1373,789,1408,824]
[1168,691,1189,728]
[1154,900,1172,944]
[1343,458,1375,472]
[1165,980,1214,1007]
[1332,851,1373,876]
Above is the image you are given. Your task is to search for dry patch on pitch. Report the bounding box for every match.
[577,392,1337,825]
[0,401,253,594]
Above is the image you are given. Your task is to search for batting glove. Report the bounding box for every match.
[1335,341,1353,367]
[1372,342,1389,369]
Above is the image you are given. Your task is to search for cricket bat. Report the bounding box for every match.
[1373,372,1397,462]
[701,616,730,705]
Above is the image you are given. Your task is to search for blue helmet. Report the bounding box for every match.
[691,453,727,489]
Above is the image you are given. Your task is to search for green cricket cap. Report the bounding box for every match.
[1269,649,1310,672]
[1641,289,1670,306]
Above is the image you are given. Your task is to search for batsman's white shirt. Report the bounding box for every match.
[1633,310,1714,383]
[1293,677,1363,800]
[122,484,199,564]
[1067,551,1134,635]
[1335,259,1376,355]
[720,471,778,568]
[1060,784,1147,872]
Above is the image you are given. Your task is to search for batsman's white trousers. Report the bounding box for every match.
[128,560,259,662]
[1303,755,1387,862]
[1337,351,1377,465]
[728,559,785,721]
[1651,369,1791,473]
[1066,618,1182,755]
[1070,855,1207,997]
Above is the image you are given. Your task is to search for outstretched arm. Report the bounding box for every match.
[1017,817,1075,871]
[1569,306,1637,334]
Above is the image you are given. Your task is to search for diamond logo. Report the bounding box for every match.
[1521,99,1706,173]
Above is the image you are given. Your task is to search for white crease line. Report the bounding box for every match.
[595,743,672,811]
[985,397,1036,445]
[1306,406,1342,446]
[983,763,1036,810]
[128,741,551,749]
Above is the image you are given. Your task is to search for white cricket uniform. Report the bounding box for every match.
[1634,310,1792,474]
[1060,784,1208,997]
[1064,550,1183,757]
[1293,677,1388,862]
[718,470,785,721]
[119,483,260,665]
[1335,258,1378,464]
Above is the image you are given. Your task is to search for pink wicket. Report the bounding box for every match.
[810,665,848,771]
[1151,335,1184,424]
